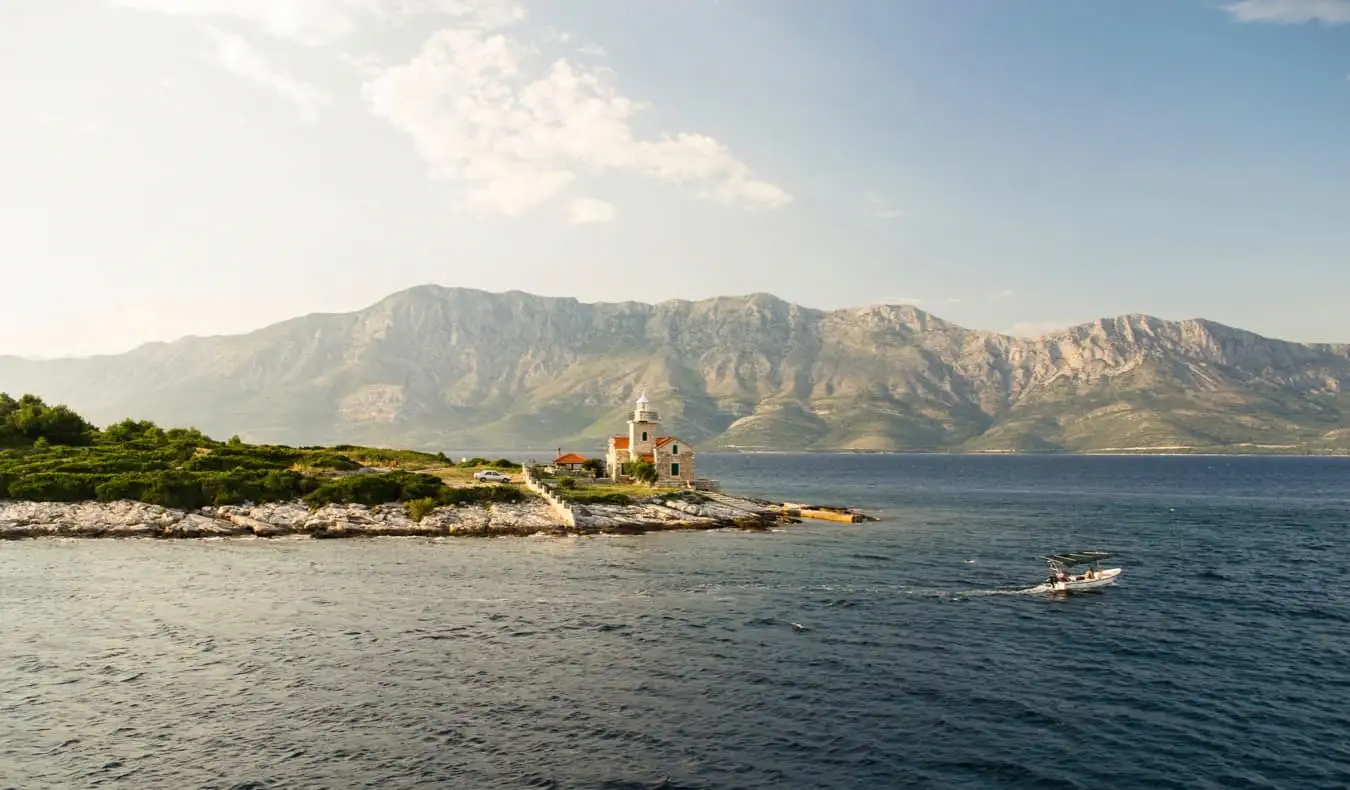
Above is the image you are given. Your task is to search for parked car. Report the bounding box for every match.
[473,469,513,483]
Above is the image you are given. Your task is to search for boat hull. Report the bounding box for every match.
[1049,567,1121,592]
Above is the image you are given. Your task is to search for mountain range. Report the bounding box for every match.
[3,286,1348,454]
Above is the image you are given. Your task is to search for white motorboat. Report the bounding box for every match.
[1043,551,1121,593]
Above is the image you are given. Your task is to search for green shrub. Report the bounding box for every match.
[95,474,154,502]
[435,485,526,506]
[103,419,165,445]
[164,427,214,445]
[3,395,96,447]
[143,472,209,510]
[184,446,302,472]
[297,452,362,471]
[331,447,444,469]
[0,392,472,509]
[406,497,439,522]
[49,455,162,475]
[623,461,658,485]
[7,473,101,502]
[302,471,444,508]
[261,470,313,501]
[199,472,266,506]
[566,492,633,506]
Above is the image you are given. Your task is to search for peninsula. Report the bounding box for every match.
[0,393,863,540]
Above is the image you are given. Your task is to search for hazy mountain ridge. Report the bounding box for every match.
[3,286,1348,454]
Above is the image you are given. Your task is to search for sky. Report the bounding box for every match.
[1,0,1348,358]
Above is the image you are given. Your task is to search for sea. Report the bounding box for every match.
[2,454,1348,789]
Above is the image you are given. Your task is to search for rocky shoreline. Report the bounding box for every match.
[0,494,791,540]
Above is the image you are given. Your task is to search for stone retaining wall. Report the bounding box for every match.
[520,466,578,528]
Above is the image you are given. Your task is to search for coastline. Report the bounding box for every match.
[0,493,797,540]
[705,448,1350,459]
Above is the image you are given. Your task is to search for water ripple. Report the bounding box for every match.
[3,455,1349,788]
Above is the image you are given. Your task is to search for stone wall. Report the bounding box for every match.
[520,466,577,528]
[653,441,695,486]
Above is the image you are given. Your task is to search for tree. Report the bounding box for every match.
[625,461,658,486]
[581,458,606,477]
[0,394,17,447]
[165,427,213,445]
[5,395,95,446]
[103,418,164,445]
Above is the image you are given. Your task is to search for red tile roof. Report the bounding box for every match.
[554,453,587,465]
[612,436,629,450]
[640,454,654,462]
[654,436,677,448]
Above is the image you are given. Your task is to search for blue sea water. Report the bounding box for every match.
[2,454,1349,789]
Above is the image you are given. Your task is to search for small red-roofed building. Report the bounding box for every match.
[552,452,588,472]
[604,392,695,486]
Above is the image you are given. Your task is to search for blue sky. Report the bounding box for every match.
[1,0,1347,356]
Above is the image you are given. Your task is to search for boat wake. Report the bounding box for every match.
[916,583,1055,600]
[957,583,1054,597]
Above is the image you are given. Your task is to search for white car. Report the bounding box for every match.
[473,469,513,483]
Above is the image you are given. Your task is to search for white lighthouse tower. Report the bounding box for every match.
[628,391,660,459]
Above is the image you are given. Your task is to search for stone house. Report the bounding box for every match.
[604,393,695,487]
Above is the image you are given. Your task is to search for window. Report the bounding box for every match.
[641,431,648,441]
[672,444,679,454]
[671,463,680,476]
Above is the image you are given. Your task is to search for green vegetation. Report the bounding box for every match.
[622,460,658,485]
[454,457,522,470]
[0,393,526,510]
[564,491,635,506]
[327,445,449,470]
[551,477,681,507]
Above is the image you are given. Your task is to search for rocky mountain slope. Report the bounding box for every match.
[3,286,1348,453]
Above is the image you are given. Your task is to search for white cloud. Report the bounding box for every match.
[1222,0,1350,24]
[113,0,789,216]
[364,28,791,215]
[886,296,923,305]
[209,30,330,121]
[567,197,616,224]
[989,289,1015,301]
[111,0,524,44]
[1006,321,1072,338]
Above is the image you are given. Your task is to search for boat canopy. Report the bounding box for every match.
[1043,551,1112,567]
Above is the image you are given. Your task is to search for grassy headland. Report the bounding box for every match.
[0,393,527,512]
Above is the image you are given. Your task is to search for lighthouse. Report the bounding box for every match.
[628,391,660,458]
[604,392,696,486]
